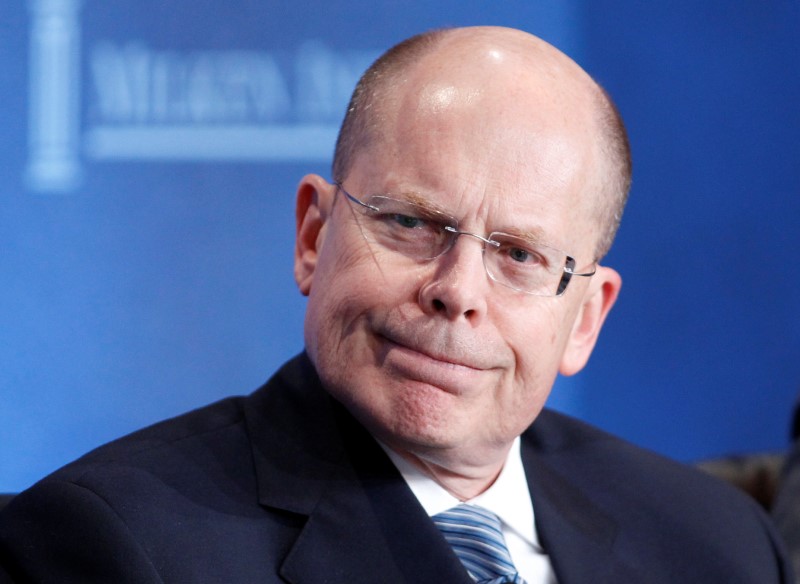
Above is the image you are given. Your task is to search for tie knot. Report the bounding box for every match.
[433,504,525,584]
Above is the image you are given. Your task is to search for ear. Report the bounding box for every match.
[559,266,622,376]
[294,174,334,296]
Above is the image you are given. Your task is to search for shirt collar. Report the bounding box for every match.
[381,437,540,550]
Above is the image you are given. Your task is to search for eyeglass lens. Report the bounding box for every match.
[354,194,571,296]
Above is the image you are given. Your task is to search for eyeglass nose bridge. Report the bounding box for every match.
[438,226,503,290]
[442,225,500,254]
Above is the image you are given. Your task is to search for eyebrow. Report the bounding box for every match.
[379,190,455,218]
[493,225,551,245]
[375,189,554,246]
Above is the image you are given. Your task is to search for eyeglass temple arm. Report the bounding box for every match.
[557,257,596,295]
[334,182,380,213]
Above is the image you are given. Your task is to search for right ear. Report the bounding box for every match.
[294,174,334,296]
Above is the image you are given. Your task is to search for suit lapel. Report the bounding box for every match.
[279,425,472,584]
[522,413,620,584]
[243,354,471,584]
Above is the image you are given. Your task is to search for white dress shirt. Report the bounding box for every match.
[381,437,558,583]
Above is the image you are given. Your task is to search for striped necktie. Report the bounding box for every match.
[433,504,527,584]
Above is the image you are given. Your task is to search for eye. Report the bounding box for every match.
[503,244,544,266]
[508,246,532,263]
[388,213,427,229]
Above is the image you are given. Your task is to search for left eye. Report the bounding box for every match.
[508,247,531,263]
[389,214,426,229]
[500,244,545,267]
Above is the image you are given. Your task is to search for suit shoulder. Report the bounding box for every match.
[15,354,313,497]
[523,409,792,581]
[527,409,788,551]
[525,408,738,497]
[37,394,252,489]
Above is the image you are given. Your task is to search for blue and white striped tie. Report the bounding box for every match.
[433,504,527,584]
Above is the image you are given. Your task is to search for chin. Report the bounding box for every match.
[383,407,466,451]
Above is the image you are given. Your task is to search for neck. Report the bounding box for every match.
[392,443,513,501]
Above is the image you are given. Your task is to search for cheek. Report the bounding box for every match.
[498,317,565,436]
[304,234,415,361]
[501,301,574,394]
[304,231,365,349]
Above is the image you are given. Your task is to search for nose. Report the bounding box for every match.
[417,235,490,324]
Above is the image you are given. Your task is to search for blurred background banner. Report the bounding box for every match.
[1,0,798,492]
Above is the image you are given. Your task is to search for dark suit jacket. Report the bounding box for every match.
[0,354,792,582]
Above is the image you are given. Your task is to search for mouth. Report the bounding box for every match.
[377,331,489,373]
[375,333,494,396]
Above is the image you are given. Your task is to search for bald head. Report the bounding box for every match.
[333,26,631,259]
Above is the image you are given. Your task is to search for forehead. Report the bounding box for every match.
[354,43,603,253]
[349,119,601,261]
[344,33,610,260]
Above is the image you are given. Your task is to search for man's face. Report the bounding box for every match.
[295,34,619,469]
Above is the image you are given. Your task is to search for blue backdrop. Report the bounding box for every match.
[2,0,799,493]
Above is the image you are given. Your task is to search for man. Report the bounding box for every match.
[0,26,791,583]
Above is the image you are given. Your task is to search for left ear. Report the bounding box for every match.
[559,266,622,376]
